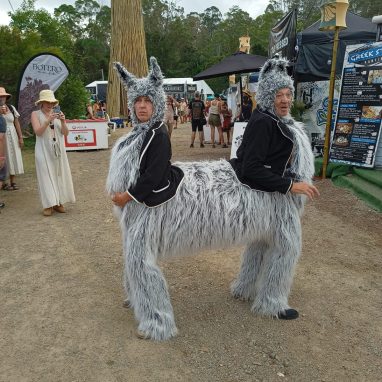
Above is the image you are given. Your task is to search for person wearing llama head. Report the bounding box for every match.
[109,58,184,209]
[230,57,319,319]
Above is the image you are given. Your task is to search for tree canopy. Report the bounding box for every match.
[0,0,378,120]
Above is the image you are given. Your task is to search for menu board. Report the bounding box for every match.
[330,42,382,167]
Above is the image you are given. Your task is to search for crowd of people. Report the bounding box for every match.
[162,91,250,149]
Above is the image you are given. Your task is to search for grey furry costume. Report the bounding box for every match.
[107,57,314,341]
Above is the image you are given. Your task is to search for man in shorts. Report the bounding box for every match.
[188,91,205,148]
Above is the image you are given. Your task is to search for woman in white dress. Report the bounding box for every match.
[31,90,75,216]
[0,87,24,190]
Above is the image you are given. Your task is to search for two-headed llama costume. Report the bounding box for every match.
[107,57,315,340]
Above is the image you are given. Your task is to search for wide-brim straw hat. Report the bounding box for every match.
[35,89,59,106]
[0,87,12,100]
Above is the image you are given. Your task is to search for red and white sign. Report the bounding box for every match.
[64,119,108,151]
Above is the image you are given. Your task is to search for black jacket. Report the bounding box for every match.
[128,122,184,207]
[230,107,294,194]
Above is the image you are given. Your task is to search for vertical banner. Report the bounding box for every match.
[17,53,69,130]
[330,42,382,168]
[269,9,297,61]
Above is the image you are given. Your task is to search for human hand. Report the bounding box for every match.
[112,192,133,208]
[58,112,65,121]
[18,137,24,148]
[0,105,6,115]
[290,181,320,201]
[0,157,5,169]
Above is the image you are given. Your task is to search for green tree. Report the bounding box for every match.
[55,76,89,119]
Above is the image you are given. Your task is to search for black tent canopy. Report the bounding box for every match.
[193,51,267,105]
[295,12,377,82]
[193,51,267,81]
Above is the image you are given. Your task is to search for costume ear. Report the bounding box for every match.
[113,62,136,87]
[148,57,163,85]
[260,59,274,76]
[276,59,288,73]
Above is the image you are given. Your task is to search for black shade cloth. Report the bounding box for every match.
[193,51,267,80]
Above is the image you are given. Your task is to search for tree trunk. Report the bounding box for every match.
[107,0,148,118]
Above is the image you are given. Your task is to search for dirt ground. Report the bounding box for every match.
[1,122,381,382]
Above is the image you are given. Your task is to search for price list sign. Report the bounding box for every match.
[330,42,382,167]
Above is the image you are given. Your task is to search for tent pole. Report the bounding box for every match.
[322,27,340,179]
[239,75,243,110]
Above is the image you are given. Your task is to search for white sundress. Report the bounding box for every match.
[4,105,24,176]
[34,110,75,208]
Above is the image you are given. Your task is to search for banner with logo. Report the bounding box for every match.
[296,80,341,137]
[330,42,382,168]
[269,9,297,61]
[17,53,69,129]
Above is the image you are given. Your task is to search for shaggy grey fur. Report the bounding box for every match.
[107,57,314,341]
[255,57,294,113]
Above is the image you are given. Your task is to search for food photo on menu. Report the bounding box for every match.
[367,69,382,84]
[361,105,382,120]
[335,122,353,134]
[333,134,350,147]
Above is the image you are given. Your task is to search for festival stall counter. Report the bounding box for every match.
[64,119,109,151]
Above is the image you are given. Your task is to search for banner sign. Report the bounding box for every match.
[17,53,69,129]
[65,120,108,151]
[163,84,184,93]
[296,80,340,137]
[269,9,297,61]
[330,42,382,168]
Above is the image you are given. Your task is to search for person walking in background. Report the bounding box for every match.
[208,94,224,148]
[179,98,188,124]
[221,101,233,146]
[0,111,6,210]
[173,102,179,129]
[0,87,24,191]
[31,90,75,216]
[188,91,205,148]
[239,94,253,122]
[86,101,96,119]
[163,95,179,139]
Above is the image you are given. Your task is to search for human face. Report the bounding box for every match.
[274,88,292,117]
[134,96,153,123]
[41,101,57,113]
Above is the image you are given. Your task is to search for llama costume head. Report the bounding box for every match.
[113,57,166,127]
[255,57,294,115]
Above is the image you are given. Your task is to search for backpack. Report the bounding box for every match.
[191,100,203,120]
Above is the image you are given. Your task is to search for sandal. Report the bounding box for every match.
[2,183,19,191]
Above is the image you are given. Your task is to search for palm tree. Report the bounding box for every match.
[107,0,148,117]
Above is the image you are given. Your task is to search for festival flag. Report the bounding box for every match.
[269,9,297,61]
[17,53,69,130]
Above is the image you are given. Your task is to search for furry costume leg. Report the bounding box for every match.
[124,229,177,340]
[251,208,302,316]
[230,241,267,301]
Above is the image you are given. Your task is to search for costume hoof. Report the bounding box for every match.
[277,308,299,320]
[138,314,178,341]
[123,299,131,309]
[136,329,151,340]
[230,282,253,301]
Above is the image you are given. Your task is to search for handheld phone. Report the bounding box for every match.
[53,105,61,114]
